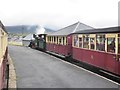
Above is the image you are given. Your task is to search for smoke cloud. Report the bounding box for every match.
[35,26,45,35]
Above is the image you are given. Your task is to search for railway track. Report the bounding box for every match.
[71,59,120,84]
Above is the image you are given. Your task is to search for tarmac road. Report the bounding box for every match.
[8,45,119,88]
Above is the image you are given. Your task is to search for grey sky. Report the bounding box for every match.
[0,0,119,29]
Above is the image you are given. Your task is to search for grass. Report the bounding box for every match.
[8,41,23,46]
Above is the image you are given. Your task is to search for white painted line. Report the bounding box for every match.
[100,70,120,79]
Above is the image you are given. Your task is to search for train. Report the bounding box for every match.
[31,22,120,77]
[0,21,9,89]
[32,34,47,51]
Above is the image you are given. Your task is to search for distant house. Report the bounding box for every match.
[22,34,34,46]
[22,27,55,46]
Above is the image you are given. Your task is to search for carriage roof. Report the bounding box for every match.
[73,26,120,34]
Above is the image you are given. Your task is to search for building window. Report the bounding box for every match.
[96,35,105,51]
[90,38,95,50]
[74,35,78,47]
[79,38,82,48]
[83,35,89,49]
[107,38,115,53]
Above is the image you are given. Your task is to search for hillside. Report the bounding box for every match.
[5,25,55,34]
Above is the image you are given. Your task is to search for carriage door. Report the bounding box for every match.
[106,34,118,74]
[67,35,72,56]
[118,34,120,74]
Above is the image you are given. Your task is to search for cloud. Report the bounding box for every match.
[0,0,119,29]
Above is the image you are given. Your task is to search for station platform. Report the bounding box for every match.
[9,45,120,88]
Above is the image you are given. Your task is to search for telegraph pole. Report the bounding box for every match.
[22,25,24,37]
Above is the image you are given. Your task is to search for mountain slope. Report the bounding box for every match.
[5,25,55,34]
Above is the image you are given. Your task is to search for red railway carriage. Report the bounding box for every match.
[46,36,68,56]
[46,22,93,57]
[0,21,8,89]
[72,27,120,75]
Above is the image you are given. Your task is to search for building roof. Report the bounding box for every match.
[22,34,34,41]
[73,26,120,34]
[48,22,94,36]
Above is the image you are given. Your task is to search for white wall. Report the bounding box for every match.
[22,40,30,47]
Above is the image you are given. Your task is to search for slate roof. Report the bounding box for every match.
[44,29,55,34]
[48,22,94,36]
[22,34,35,41]
[73,26,120,34]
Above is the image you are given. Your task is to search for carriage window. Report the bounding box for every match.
[57,37,58,44]
[51,37,52,43]
[118,37,120,54]
[52,37,53,43]
[96,35,105,51]
[63,37,65,45]
[74,35,78,47]
[107,38,115,53]
[79,38,82,48]
[64,37,66,45]
[50,37,51,42]
[47,37,48,42]
[59,38,61,44]
[52,37,54,43]
[90,38,95,50]
[54,36,55,43]
[83,35,89,49]
[66,37,67,45]
[48,37,49,42]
